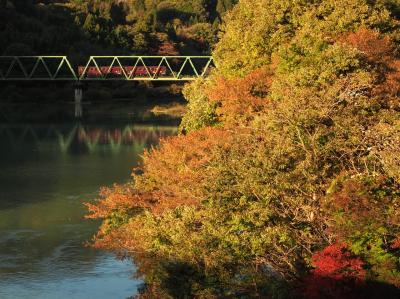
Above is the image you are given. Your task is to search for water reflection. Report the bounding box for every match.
[0,124,176,153]
[0,123,177,299]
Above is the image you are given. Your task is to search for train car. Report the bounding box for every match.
[78,66,167,77]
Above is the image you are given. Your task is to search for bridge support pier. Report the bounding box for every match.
[74,82,83,118]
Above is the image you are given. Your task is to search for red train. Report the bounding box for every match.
[78,66,168,77]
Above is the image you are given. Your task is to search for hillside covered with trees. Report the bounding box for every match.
[0,0,237,117]
[86,0,400,298]
[1,0,237,57]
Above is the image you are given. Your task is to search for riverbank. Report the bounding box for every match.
[0,80,187,123]
[0,98,186,124]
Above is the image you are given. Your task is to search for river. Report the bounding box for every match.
[0,120,177,299]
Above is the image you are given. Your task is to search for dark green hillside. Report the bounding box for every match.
[1,0,238,57]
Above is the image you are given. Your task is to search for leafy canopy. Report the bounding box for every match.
[87,1,400,298]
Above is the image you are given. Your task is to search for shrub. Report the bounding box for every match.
[180,78,218,132]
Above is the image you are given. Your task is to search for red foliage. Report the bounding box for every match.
[157,41,179,56]
[302,243,366,299]
[391,237,400,250]
[324,175,400,241]
[311,243,365,280]
[330,179,375,220]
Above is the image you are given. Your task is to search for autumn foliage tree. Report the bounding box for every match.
[302,243,367,299]
[86,1,400,298]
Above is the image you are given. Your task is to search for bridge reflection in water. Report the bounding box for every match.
[0,124,178,154]
[0,122,178,298]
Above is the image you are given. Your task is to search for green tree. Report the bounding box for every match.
[87,1,400,297]
[213,0,399,77]
[83,13,96,32]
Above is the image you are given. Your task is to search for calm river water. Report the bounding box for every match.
[0,121,177,299]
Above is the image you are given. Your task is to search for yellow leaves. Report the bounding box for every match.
[214,0,302,77]
[181,77,218,132]
[370,120,400,183]
[213,0,400,79]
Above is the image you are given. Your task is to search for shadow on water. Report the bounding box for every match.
[132,258,400,299]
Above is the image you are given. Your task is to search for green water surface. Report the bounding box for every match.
[0,123,177,299]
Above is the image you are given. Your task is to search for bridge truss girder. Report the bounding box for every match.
[0,56,214,81]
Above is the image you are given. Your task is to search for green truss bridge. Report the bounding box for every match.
[0,56,214,81]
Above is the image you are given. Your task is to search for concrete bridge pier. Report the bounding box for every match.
[74,82,83,118]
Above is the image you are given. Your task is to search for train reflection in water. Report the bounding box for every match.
[0,124,178,154]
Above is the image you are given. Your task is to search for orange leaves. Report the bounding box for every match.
[135,127,235,213]
[340,28,400,97]
[206,68,273,126]
[85,184,155,220]
[85,126,238,262]
[323,175,400,240]
[380,59,400,100]
[87,127,236,220]
[340,28,394,66]
[86,21,400,298]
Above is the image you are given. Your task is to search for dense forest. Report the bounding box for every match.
[0,0,237,117]
[86,0,400,298]
[0,0,237,58]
